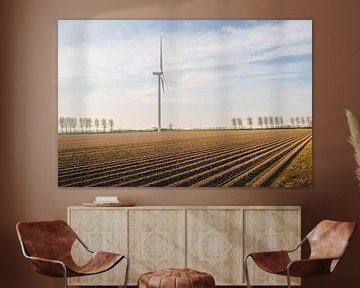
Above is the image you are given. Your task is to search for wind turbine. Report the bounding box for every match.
[153,36,168,132]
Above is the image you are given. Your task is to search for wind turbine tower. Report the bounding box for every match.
[153,36,168,132]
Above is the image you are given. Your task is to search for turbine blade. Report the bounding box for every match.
[161,74,169,92]
[160,36,163,72]
[160,76,165,92]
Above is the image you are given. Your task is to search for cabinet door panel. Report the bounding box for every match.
[244,209,301,286]
[187,209,243,285]
[68,209,127,286]
[128,209,186,284]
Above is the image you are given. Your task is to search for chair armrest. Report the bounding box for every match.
[25,255,67,278]
[285,237,307,253]
[245,237,306,259]
[26,255,65,266]
[287,258,335,277]
[248,250,289,255]
[76,236,94,253]
[246,251,291,274]
[19,240,67,277]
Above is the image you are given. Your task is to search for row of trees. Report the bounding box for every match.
[290,116,312,128]
[231,116,312,129]
[59,117,114,133]
[231,116,285,129]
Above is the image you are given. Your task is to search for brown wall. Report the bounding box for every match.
[1,0,360,287]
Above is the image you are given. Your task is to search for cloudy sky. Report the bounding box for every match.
[58,20,312,130]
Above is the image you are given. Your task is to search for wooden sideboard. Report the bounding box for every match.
[67,206,301,286]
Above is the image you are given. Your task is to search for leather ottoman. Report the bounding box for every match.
[138,268,215,288]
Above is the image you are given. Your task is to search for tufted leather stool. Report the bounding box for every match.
[138,268,215,288]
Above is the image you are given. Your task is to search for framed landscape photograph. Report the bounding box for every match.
[58,20,312,187]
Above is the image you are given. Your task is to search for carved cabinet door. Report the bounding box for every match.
[186,209,243,285]
[68,208,128,286]
[243,209,301,286]
[128,209,186,284]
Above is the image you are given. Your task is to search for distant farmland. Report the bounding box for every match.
[58,129,312,187]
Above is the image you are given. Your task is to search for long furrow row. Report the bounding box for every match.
[166,134,310,187]
[221,135,312,187]
[60,142,246,186]
[58,130,288,172]
[58,131,259,159]
[58,133,265,174]
[115,136,302,187]
[58,129,298,161]
[76,136,294,187]
[58,129,312,187]
[243,138,312,187]
[59,142,238,182]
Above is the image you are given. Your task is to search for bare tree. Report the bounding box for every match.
[59,117,65,133]
[94,118,100,132]
[231,118,237,129]
[257,116,263,128]
[168,122,173,130]
[70,118,74,133]
[295,116,300,127]
[235,117,242,129]
[79,118,85,132]
[101,118,107,132]
[109,119,114,132]
[274,116,279,128]
[301,116,306,127]
[89,118,93,132]
[263,116,269,128]
[72,117,77,133]
[306,116,312,127]
[65,117,71,133]
[279,116,284,127]
[85,117,92,132]
[269,116,274,128]
[290,117,295,127]
[247,117,253,129]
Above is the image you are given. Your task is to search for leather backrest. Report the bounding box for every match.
[307,220,356,260]
[16,220,77,261]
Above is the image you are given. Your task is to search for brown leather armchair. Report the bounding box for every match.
[16,220,129,288]
[244,220,356,288]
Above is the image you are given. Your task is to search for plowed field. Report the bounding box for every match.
[58,129,312,187]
